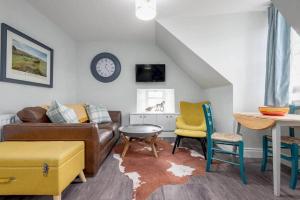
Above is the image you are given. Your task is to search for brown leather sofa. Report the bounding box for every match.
[2,107,121,177]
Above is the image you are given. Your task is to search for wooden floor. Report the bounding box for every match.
[149,160,300,200]
[1,138,300,200]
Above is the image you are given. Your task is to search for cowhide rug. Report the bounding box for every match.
[113,139,206,200]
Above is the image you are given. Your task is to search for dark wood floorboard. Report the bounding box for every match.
[0,154,133,200]
[1,137,300,200]
[148,138,300,200]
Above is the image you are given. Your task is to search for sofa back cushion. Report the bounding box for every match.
[46,101,79,123]
[17,107,50,123]
[65,104,89,123]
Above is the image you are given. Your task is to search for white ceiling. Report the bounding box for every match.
[28,0,269,42]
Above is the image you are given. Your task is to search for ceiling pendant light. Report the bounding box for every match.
[135,0,156,21]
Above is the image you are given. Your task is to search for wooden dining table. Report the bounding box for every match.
[234,112,300,196]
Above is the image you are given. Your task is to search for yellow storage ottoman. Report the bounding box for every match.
[0,141,86,200]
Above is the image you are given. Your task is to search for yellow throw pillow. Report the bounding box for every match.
[65,104,89,123]
[180,101,209,126]
[39,105,49,110]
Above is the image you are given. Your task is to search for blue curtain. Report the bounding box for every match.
[264,4,291,107]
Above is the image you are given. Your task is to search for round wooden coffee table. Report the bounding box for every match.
[119,124,163,158]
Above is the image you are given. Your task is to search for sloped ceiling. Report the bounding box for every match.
[273,0,300,34]
[155,22,230,89]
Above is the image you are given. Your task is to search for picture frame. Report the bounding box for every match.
[0,23,53,88]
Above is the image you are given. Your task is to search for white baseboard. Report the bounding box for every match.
[157,134,267,159]
[159,131,176,137]
[217,144,263,158]
[244,147,262,158]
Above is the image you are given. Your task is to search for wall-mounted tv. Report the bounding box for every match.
[136,64,165,82]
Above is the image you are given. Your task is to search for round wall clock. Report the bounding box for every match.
[90,52,121,83]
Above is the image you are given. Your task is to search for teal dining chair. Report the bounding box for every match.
[261,104,300,189]
[202,103,247,184]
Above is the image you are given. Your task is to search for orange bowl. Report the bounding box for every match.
[259,106,289,116]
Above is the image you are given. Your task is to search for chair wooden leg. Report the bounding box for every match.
[206,139,212,172]
[239,141,247,184]
[53,195,61,200]
[200,138,207,160]
[172,136,179,154]
[261,135,268,172]
[290,144,298,189]
[79,170,87,183]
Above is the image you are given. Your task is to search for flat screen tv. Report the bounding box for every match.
[136,64,165,82]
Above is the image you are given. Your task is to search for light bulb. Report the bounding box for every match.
[135,0,156,21]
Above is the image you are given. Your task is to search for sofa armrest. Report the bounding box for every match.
[176,116,206,131]
[3,123,99,141]
[108,111,122,125]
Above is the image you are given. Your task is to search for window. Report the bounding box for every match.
[137,89,175,113]
[290,28,300,104]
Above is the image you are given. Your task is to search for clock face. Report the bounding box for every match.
[96,58,116,77]
[90,52,121,83]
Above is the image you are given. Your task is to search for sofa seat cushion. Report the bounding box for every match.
[98,122,118,131]
[98,129,113,145]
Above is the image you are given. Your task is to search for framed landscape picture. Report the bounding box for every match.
[0,23,53,88]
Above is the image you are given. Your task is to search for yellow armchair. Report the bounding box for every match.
[176,116,206,131]
[172,101,209,159]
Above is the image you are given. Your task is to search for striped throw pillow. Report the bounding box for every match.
[46,101,79,123]
[85,104,112,123]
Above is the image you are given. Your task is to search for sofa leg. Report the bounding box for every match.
[53,195,61,200]
[79,170,87,183]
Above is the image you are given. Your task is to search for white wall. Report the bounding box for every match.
[76,41,206,125]
[204,85,233,133]
[158,12,268,151]
[0,0,77,114]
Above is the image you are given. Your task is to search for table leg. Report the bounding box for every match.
[121,134,127,144]
[122,136,130,158]
[151,135,158,158]
[272,124,281,196]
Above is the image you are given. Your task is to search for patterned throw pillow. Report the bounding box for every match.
[46,101,79,123]
[65,104,89,123]
[85,104,112,123]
